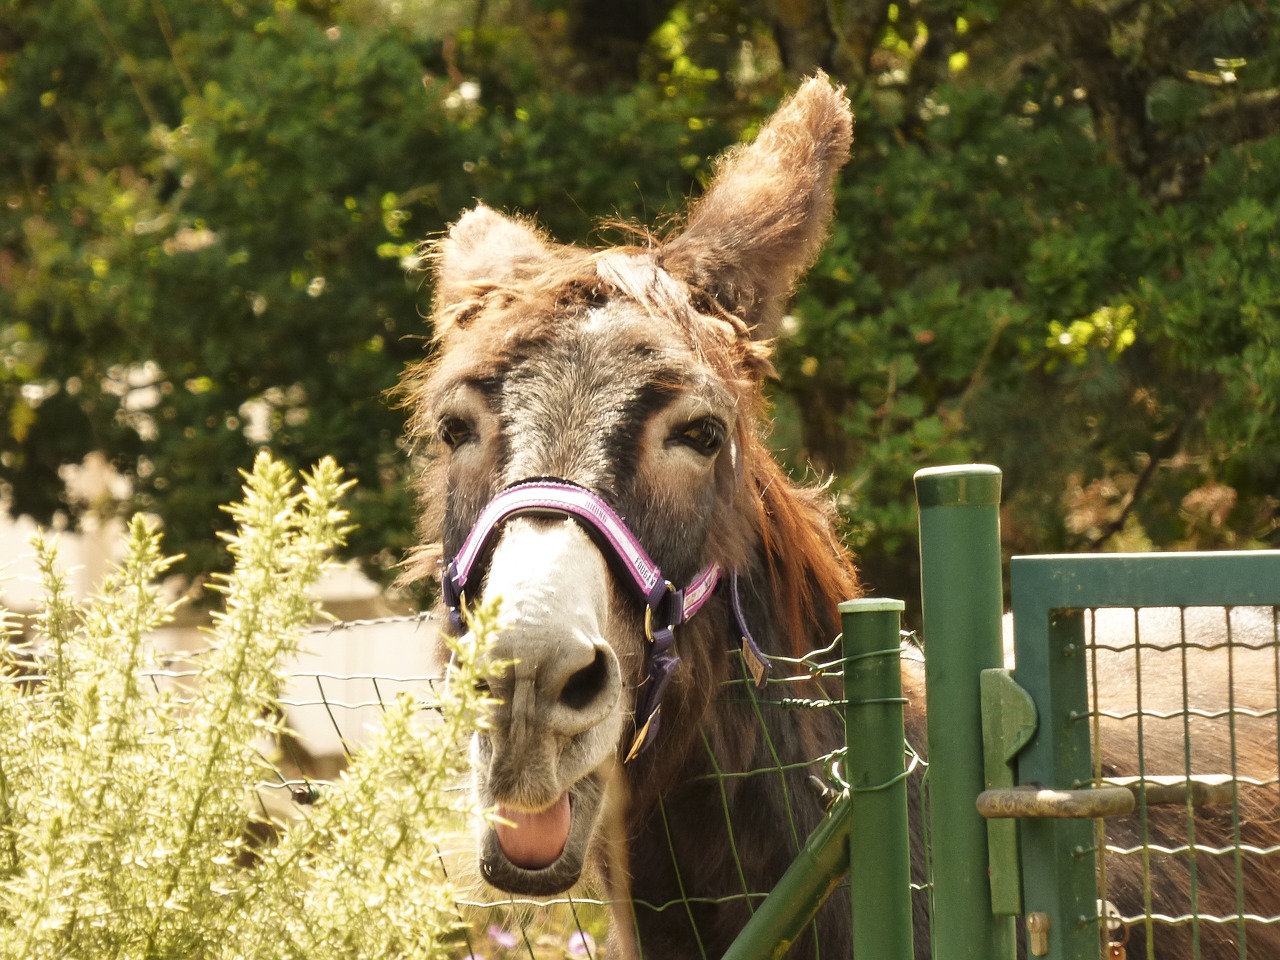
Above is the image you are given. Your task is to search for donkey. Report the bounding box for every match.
[401,76,1279,958]
[404,76,869,957]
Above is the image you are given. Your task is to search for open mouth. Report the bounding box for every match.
[495,792,572,868]
[480,775,605,896]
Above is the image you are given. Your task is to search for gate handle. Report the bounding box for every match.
[1105,775,1234,807]
[978,786,1134,819]
[978,776,1235,819]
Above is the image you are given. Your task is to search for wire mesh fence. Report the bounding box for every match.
[1008,546,1280,960]
[19,466,1280,960]
[1084,605,1280,959]
[243,612,933,960]
[1,590,934,959]
[32,463,1280,958]
[920,467,1280,960]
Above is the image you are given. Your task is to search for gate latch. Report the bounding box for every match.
[978,668,1039,914]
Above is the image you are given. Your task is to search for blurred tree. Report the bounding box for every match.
[750,0,1280,601]
[1,0,1277,613]
[565,0,680,85]
[1,0,457,575]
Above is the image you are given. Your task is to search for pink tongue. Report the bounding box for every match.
[495,793,571,869]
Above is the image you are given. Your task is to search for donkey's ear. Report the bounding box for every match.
[662,74,852,340]
[432,203,557,306]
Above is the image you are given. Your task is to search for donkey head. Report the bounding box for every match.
[405,76,853,896]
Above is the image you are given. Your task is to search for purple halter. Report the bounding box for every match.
[440,478,767,760]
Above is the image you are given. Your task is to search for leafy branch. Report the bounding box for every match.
[0,452,488,960]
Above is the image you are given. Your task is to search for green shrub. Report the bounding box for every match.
[0,452,487,959]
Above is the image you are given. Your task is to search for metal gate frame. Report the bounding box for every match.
[919,464,1280,960]
[1010,549,1280,959]
[716,462,1280,959]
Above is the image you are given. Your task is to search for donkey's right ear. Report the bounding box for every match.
[431,204,556,307]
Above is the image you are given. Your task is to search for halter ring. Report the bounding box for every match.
[644,581,679,643]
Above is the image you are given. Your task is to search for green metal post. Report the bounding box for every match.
[719,599,917,960]
[718,792,851,960]
[915,464,1017,960]
[841,598,915,960]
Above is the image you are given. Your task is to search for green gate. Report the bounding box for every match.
[917,464,1280,959]
[722,463,1280,959]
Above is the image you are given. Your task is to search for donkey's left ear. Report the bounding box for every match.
[432,203,557,308]
[661,74,852,340]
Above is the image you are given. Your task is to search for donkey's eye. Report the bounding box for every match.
[672,417,727,456]
[437,416,475,450]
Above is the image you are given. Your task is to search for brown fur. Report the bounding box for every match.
[663,78,854,338]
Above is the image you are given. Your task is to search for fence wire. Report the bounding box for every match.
[247,612,917,960]
[1085,605,1280,959]
[2,602,929,958]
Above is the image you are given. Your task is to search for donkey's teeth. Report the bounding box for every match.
[495,793,571,869]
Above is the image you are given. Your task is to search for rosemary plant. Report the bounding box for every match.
[0,453,489,959]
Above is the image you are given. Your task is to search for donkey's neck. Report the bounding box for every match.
[620,542,852,959]
[746,457,858,657]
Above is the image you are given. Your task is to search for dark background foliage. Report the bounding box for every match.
[2,0,1277,620]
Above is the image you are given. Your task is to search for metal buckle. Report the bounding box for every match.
[644,580,679,643]
[439,560,470,633]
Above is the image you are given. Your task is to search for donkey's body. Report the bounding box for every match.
[404,77,1278,958]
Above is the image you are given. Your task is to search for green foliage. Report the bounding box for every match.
[1045,304,1137,368]
[770,13,1280,599]
[0,0,453,576]
[3,0,1279,611]
[0,453,488,958]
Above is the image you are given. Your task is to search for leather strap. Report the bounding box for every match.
[441,478,765,760]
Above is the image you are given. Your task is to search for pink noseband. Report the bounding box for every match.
[441,479,766,759]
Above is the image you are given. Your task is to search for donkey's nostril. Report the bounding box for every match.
[559,646,609,712]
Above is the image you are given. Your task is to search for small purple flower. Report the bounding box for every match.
[487,924,518,951]
[566,931,597,958]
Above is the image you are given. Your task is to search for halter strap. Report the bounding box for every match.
[440,478,765,760]
[441,480,721,626]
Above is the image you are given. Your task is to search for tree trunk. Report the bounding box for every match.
[566,0,680,87]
